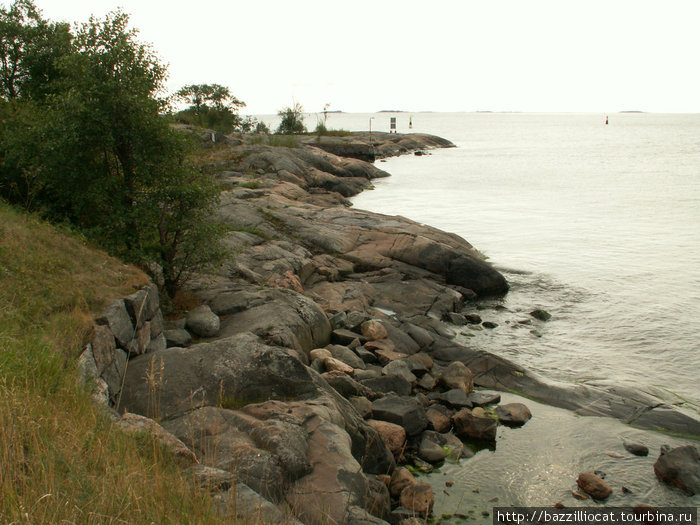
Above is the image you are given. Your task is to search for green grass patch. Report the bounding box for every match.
[0,202,237,523]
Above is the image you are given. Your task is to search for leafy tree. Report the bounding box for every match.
[174,83,245,133]
[0,8,228,297]
[276,102,306,134]
[0,0,71,101]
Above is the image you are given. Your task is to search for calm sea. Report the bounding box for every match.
[260,112,700,508]
[338,112,700,408]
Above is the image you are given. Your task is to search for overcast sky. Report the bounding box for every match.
[29,0,700,115]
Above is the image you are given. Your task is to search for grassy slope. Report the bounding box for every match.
[0,202,230,524]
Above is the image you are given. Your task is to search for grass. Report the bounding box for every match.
[0,202,238,524]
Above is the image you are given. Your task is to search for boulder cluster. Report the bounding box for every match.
[79,131,699,524]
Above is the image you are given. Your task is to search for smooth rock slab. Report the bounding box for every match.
[467,391,501,407]
[371,395,429,436]
[428,388,472,409]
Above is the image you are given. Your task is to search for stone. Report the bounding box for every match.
[322,372,371,399]
[623,441,649,457]
[349,396,373,419]
[368,419,406,457]
[400,482,434,517]
[186,305,220,338]
[116,412,197,463]
[401,322,435,349]
[482,321,498,329]
[165,327,192,348]
[365,474,391,520]
[185,465,235,490]
[389,467,417,498]
[530,309,552,321]
[439,361,474,394]
[332,328,366,345]
[126,321,151,356]
[428,388,472,409]
[417,373,437,391]
[344,506,390,525]
[372,347,408,366]
[576,472,612,500]
[149,309,164,338]
[408,352,434,372]
[96,299,134,348]
[212,482,295,523]
[397,519,426,525]
[382,360,417,384]
[463,313,482,324]
[495,403,532,426]
[146,332,167,353]
[355,345,379,364]
[453,408,498,442]
[360,375,412,396]
[328,344,366,369]
[77,345,99,385]
[361,319,389,340]
[444,312,467,325]
[372,395,429,436]
[653,445,699,495]
[323,356,354,375]
[309,348,332,361]
[467,391,501,407]
[426,407,452,433]
[418,435,446,463]
[124,285,160,328]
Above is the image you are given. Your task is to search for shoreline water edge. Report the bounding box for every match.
[102,129,699,524]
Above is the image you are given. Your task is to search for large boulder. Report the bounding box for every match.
[439,361,474,394]
[495,403,532,426]
[653,445,700,495]
[185,305,220,338]
[576,472,612,500]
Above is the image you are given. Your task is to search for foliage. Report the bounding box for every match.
[276,102,306,134]
[0,4,228,298]
[0,0,72,101]
[174,83,246,134]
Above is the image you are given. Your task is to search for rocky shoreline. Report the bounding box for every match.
[87,131,699,524]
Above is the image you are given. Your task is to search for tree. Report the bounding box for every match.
[276,102,306,134]
[0,8,228,297]
[174,83,245,133]
[0,0,71,101]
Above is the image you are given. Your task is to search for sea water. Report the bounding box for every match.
[341,112,700,408]
[260,112,700,509]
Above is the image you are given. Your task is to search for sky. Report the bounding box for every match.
[26,0,700,115]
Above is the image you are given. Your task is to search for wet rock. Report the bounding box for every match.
[463,313,482,325]
[368,419,406,457]
[453,408,498,442]
[530,309,552,321]
[400,482,434,517]
[653,445,700,495]
[623,441,649,457]
[372,395,429,436]
[482,321,498,329]
[418,435,446,463]
[389,467,417,498]
[362,319,389,340]
[439,361,474,394]
[495,403,532,426]
[576,472,612,500]
[444,312,467,325]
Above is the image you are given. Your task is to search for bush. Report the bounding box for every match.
[276,102,306,134]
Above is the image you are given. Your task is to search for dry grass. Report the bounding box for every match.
[0,202,235,524]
